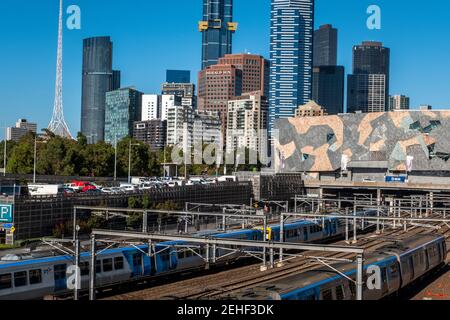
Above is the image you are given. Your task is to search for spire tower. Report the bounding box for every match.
[48,0,72,139]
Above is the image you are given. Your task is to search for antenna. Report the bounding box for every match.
[48,0,72,139]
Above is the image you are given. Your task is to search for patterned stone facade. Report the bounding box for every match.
[274,111,450,173]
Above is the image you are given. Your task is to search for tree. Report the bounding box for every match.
[6,133,35,174]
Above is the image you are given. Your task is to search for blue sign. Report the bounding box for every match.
[0,205,13,223]
[385,176,407,183]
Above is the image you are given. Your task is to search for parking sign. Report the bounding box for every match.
[0,205,13,223]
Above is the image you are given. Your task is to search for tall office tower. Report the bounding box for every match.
[347,41,390,113]
[313,24,337,67]
[198,64,243,131]
[269,0,314,134]
[347,74,386,113]
[199,0,238,69]
[218,54,270,97]
[104,87,143,144]
[161,82,197,109]
[141,94,161,121]
[166,70,191,83]
[81,36,120,144]
[389,95,410,111]
[312,66,344,114]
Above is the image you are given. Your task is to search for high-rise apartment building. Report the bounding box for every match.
[313,24,337,67]
[166,70,191,83]
[226,91,268,155]
[141,95,161,121]
[81,36,121,143]
[193,112,222,146]
[347,41,390,113]
[133,120,167,151]
[166,106,195,146]
[199,0,238,69]
[104,87,142,144]
[218,54,270,97]
[389,95,410,111]
[312,66,344,114]
[161,95,182,121]
[198,64,243,129]
[6,119,38,142]
[269,0,314,134]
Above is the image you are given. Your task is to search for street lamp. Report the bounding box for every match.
[2,126,6,177]
[33,135,45,183]
[128,140,140,184]
[114,135,118,182]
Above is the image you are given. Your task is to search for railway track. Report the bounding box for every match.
[105,217,449,300]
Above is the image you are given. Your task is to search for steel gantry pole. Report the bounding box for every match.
[356,254,364,301]
[89,234,96,301]
[73,207,77,242]
[2,127,6,177]
[279,213,285,265]
[74,235,80,301]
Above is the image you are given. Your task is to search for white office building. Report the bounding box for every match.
[141,94,161,121]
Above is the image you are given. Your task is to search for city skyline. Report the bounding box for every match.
[1,0,450,140]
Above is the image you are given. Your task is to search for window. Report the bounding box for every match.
[54,264,67,281]
[114,257,124,270]
[29,269,42,285]
[103,258,113,272]
[0,274,12,290]
[14,271,28,287]
[336,285,345,300]
[96,260,102,274]
[322,288,333,300]
[80,262,89,276]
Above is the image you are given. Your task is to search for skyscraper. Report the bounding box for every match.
[313,24,337,67]
[199,0,238,69]
[312,66,344,114]
[166,70,191,83]
[269,0,314,134]
[347,41,390,113]
[81,36,120,144]
[104,87,142,144]
[198,64,242,132]
[218,54,270,97]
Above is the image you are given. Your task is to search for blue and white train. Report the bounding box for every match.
[0,211,376,300]
[234,234,447,300]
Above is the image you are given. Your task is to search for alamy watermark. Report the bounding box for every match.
[367,5,381,30]
[65,4,81,30]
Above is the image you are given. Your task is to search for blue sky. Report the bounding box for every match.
[1,0,450,139]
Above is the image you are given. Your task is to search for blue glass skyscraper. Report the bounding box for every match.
[199,0,238,70]
[269,0,314,134]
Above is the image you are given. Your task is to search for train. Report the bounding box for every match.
[233,234,447,300]
[0,210,377,300]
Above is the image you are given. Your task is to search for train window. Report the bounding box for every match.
[114,257,124,270]
[80,262,89,276]
[349,282,356,299]
[389,264,398,277]
[303,294,317,301]
[54,264,67,281]
[29,269,42,285]
[322,288,333,300]
[0,274,12,290]
[303,227,308,235]
[96,260,102,273]
[14,271,28,287]
[336,285,345,300]
[133,253,142,267]
[103,258,113,272]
